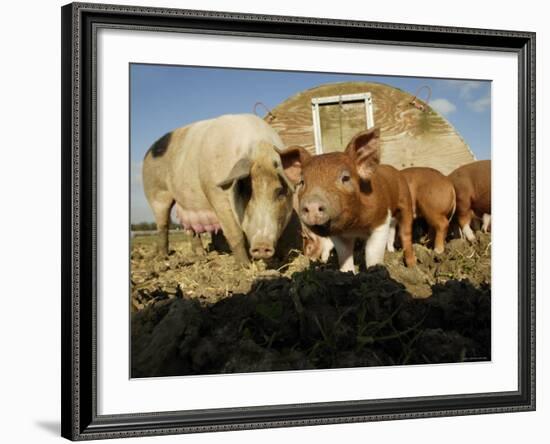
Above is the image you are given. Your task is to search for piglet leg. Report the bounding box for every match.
[386,217,397,252]
[457,208,476,242]
[481,214,491,233]
[332,236,355,273]
[425,212,449,255]
[320,237,335,263]
[366,211,392,268]
[397,210,417,267]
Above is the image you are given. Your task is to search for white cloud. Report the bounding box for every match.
[430,98,457,115]
[443,80,490,113]
[467,95,491,113]
[446,80,484,99]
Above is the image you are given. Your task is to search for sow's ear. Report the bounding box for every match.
[344,127,381,180]
[217,157,252,189]
[276,145,312,185]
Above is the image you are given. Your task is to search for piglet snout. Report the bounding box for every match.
[300,197,330,227]
[250,243,275,260]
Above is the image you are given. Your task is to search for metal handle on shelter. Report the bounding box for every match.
[410,85,432,112]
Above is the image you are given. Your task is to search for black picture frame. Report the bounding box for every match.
[61,2,536,440]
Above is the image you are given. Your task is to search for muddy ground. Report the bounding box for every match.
[131,230,491,378]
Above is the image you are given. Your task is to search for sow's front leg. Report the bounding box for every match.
[216,212,249,265]
[223,229,249,265]
[204,186,250,263]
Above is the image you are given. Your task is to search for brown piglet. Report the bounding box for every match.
[288,128,416,273]
[401,167,456,254]
[448,160,491,242]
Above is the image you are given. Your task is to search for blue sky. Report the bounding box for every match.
[130,64,491,223]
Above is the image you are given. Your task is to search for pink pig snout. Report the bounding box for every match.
[300,195,330,227]
[249,243,275,260]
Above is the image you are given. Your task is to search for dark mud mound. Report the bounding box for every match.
[131,266,490,378]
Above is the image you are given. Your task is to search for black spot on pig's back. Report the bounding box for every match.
[147,132,172,158]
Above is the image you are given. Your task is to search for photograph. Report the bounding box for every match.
[58,1,536,439]
[129,65,492,378]
[0,0,543,439]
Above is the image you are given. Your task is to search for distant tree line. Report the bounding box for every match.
[131,222,180,231]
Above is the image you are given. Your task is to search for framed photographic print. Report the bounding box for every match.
[61,2,535,440]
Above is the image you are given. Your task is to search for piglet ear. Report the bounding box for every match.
[217,157,252,189]
[276,145,312,185]
[344,128,381,180]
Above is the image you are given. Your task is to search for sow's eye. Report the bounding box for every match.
[274,185,287,200]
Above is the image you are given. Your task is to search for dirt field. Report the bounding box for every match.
[131,230,491,378]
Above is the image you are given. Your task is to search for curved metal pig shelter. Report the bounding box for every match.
[265,81,475,174]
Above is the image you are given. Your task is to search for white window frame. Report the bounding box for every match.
[311,92,375,154]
